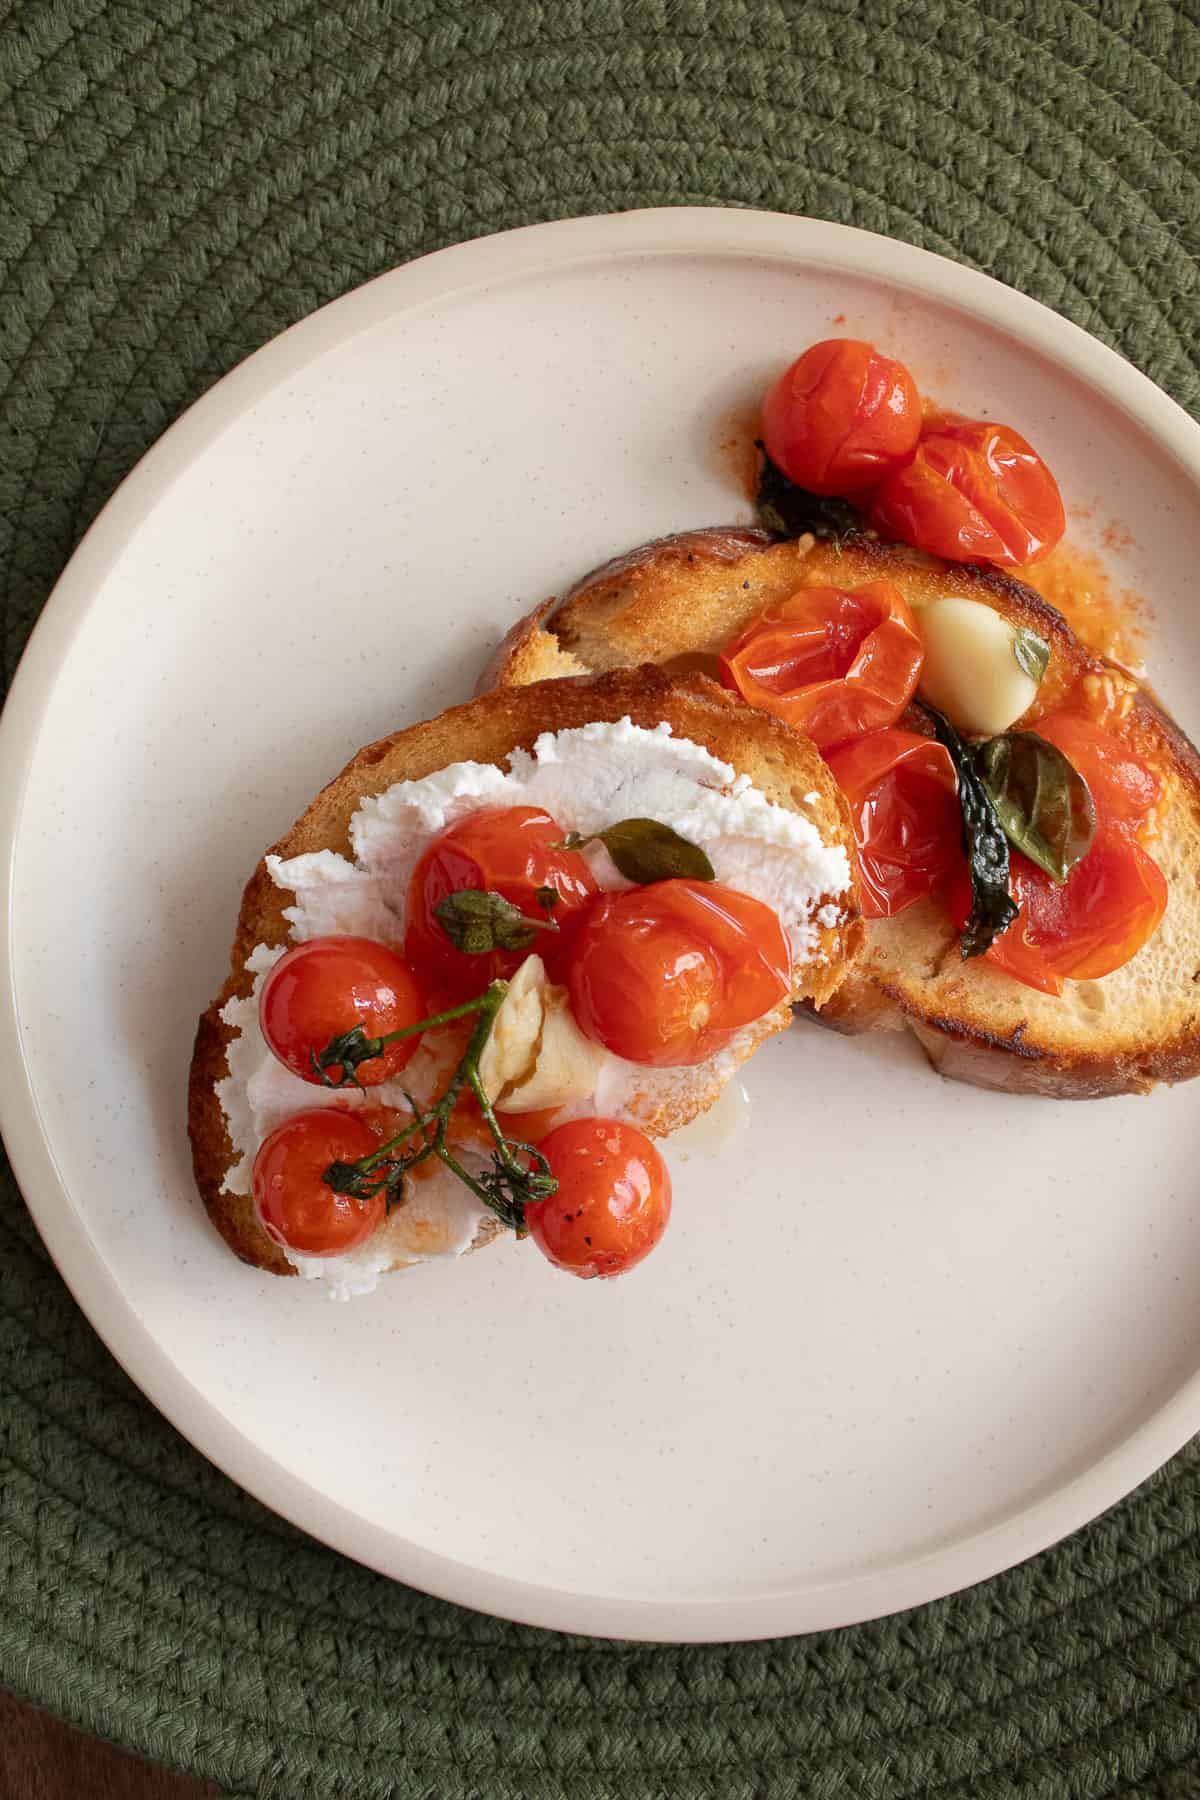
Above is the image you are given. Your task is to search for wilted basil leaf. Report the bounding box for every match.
[923,705,1019,958]
[562,819,716,885]
[977,733,1096,884]
[434,888,558,954]
[1012,627,1050,686]
[756,446,867,543]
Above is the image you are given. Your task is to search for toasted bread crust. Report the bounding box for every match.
[191,666,861,1270]
[189,995,289,1272]
[479,596,588,692]
[480,529,776,692]
[805,957,1200,1098]
[903,1008,1200,1098]
[488,530,1200,1099]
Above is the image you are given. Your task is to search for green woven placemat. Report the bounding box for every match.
[3,2,1199,1795]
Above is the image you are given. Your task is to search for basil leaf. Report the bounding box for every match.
[1012,627,1050,685]
[600,819,715,884]
[976,733,1096,884]
[563,819,716,884]
[756,446,867,543]
[923,705,1019,959]
[434,888,559,954]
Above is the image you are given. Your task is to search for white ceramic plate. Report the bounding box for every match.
[3,210,1200,1643]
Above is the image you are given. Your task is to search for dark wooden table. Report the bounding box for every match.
[0,1692,220,1799]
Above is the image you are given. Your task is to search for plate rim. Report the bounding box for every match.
[3,205,1200,1643]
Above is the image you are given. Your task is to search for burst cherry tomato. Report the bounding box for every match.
[525,1118,671,1278]
[948,822,1167,996]
[252,1108,385,1256]
[405,806,599,1002]
[761,339,921,495]
[719,580,923,750]
[567,879,791,1066]
[825,729,962,918]
[259,936,426,1086]
[870,420,1065,566]
[1031,712,1161,830]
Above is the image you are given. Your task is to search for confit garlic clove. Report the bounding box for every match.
[476,955,605,1113]
[477,956,544,1104]
[916,598,1042,737]
[501,986,606,1112]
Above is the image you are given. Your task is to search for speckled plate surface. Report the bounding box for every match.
[3,209,1200,1642]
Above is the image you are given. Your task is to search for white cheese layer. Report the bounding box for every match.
[215,947,489,1300]
[217,719,850,1298]
[269,719,850,964]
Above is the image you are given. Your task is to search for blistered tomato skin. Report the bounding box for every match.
[948,823,1168,996]
[259,936,426,1086]
[719,581,923,750]
[1032,713,1161,830]
[870,420,1066,567]
[566,879,792,1066]
[825,729,962,918]
[525,1118,672,1278]
[405,805,599,1003]
[761,339,922,495]
[939,706,1167,993]
[252,1108,385,1256]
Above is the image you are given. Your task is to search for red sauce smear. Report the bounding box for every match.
[1015,543,1150,675]
[710,396,762,504]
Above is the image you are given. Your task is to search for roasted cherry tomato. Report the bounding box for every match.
[260,936,426,1086]
[948,822,1167,996]
[761,338,921,495]
[405,806,599,1003]
[252,1107,385,1256]
[719,580,923,750]
[825,729,962,918]
[525,1118,671,1278]
[1031,712,1161,830]
[567,878,791,1067]
[870,420,1065,566]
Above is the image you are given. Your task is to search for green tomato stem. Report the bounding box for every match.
[318,980,553,1233]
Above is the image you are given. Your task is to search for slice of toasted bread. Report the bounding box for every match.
[486,529,1200,1098]
[190,665,861,1274]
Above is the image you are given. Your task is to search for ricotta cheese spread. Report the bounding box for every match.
[217,719,850,1297]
